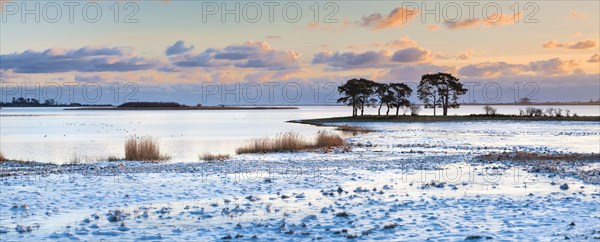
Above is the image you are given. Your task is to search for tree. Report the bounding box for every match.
[483,105,497,115]
[389,83,413,116]
[337,79,362,117]
[418,73,467,116]
[374,83,394,116]
[337,78,377,116]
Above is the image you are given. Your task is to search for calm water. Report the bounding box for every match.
[0,105,598,163]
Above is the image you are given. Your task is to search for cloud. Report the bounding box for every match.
[459,62,525,77]
[171,41,301,70]
[372,37,417,48]
[459,58,582,77]
[378,64,457,81]
[391,47,432,63]
[74,74,109,83]
[265,35,282,40]
[0,46,160,73]
[542,39,597,50]
[312,50,391,69]
[457,49,473,60]
[426,24,440,31]
[588,53,600,63]
[528,58,582,75]
[313,45,434,69]
[165,40,194,56]
[359,7,419,30]
[445,12,520,29]
[568,10,587,19]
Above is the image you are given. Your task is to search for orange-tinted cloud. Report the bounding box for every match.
[427,24,440,31]
[588,54,600,63]
[371,37,417,49]
[459,58,583,77]
[359,7,419,30]
[445,12,521,29]
[457,49,473,60]
[568,10,587,19]
[542,39,598,50]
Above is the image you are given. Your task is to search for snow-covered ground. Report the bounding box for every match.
[1,121,599,241]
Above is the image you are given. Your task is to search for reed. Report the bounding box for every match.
[124,136,170,162]
[315,130,345,147]
[199,153,231,161]
[236,131,345,154]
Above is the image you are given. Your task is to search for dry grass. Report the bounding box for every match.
[199,153,231,161]
[0,151,6,162]
[124,136,170,162]
[479,151,599,162]
[236,132,309,154]
[335,125,374,134]
[315,130,345,147]
[236,131,345,154]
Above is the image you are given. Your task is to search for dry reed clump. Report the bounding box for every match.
[199,153,231,161]
[236,132,309,154]
[0,151,6,162]
[236,131,345,154]
[124,136,170,162]
[315,130,345,147]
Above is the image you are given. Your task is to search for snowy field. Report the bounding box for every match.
[1,121,599,241]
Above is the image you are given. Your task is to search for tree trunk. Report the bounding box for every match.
[395,107,399,116]
[443,94,449,116]
[386,104,390,116]
[433,96,437,116]
[378,103,383,116]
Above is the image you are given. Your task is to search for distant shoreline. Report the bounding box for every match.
[291,115,600,125]
[68,106,298,111]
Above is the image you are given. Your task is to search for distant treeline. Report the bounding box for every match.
[0,97,110,107]
[118,102,185,108]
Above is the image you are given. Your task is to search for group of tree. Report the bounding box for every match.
[337,78,413,117]
[337,73,468,117]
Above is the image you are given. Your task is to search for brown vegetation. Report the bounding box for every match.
[335,125,374,134]
[479,151,599,162]
[199,153,231,161]
[236,131,345,154]
[124,136,170,162]
[0,151,6,162]
[315,130,345,147]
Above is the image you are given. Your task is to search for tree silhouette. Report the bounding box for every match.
[375,83,394,116]
[337,78,377,116]
[418,73,467,116]
[389,83,413,116]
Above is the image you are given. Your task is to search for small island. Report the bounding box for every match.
[291,114,600,126]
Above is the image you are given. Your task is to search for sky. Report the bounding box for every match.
[0,0,599,105]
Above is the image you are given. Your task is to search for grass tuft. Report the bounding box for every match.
[124,136,170,162]
[199,153,231,161]
[0,151,6,162]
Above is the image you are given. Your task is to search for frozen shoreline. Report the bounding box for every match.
[1,121,599,241]
[1,159,599,241]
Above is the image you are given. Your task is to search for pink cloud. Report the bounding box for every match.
[542,39,597,50]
